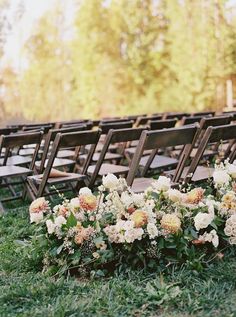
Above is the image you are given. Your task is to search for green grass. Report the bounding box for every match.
[1,203,236,317]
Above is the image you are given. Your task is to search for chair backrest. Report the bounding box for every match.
[192,111,215,117]
[185,124,236,182]
[0,127,18,135]
[37,130,101,197]
[126,124,199,186]
[164,112,189,120]
[55,120,86,129]
[101,118,130,124]
[99,121,133,134]
[199,115,232,130]
[148,119,177,130]
[89,127,147,187]
[0,131,43,169]
[39,125,87,173]
[182,115,211,125]
[136,115,163,126]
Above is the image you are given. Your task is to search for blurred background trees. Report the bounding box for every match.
[1,0,236,121]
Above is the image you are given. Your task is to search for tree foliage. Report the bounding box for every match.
[1,0,236,121]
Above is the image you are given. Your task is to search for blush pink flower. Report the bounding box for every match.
[79,194,97,212]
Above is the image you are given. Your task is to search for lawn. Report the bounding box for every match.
[0,201,236,317]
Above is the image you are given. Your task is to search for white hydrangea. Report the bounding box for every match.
[133,193,145,207]
[79,187,92,195]
[152,176,171,192]
[46,219,56,234]
[54,215,66,227]
[102,173,119,191]
[199,229,219,248]
[120,192,134,208]
[213,170,230,186]
[147,223,159,239]
[194,212,214,231]
[104,220,144,243]
[30,212,44,224]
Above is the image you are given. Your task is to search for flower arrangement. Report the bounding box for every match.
[27,162,236,277]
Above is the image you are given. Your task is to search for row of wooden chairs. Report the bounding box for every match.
[1,111,236,211]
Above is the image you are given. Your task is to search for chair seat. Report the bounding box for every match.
[190,148,217,158]
[92,152,122,162]
[85,143,118,152]
[0,165,32,178]
[0,155,32,166]
[165,165,214,182]
[57,150,75,158]
[28,173,86,185]
[35,158,75,169]
[88,163,129,176]
[131,177,155,193]
[140,155,178,170]
[19,148,43,156]
[125,148,152,156]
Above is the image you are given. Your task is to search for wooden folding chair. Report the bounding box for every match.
[125,119,177,160]
[192,111,215,116]
[164,112,189,120]
[148,118,177,130]
[181,115,211,126]
[92,121,134,155]
[27,130,101,199]
[0,131,43,211]
[126,124,199,192]
[183,124,236,183]
[135,115,163,127]
[88,127,146,188]
[189,115,233,158]
[35,125,88,174]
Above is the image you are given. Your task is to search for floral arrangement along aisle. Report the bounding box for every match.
[27,161,236,277]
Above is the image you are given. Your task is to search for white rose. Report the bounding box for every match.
[229,237,236,244]
[227,164,236,179]
[211,230,219,248]
[199,229,219,248]
[30,211,44,224]
[167,189,183,203]
[46,219,56,234]
[54,215,66,227]
[102,173,119,190]
[213,170,230,186]
[79,187,92,195]
[147,223,159,239]
[152,176,171,192]
[70,197,80,210]
[194,212,214,231]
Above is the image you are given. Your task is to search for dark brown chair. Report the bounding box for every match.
[27,130,101,199]
[148,118,177,130]
[35,125,88,174]
[192,111,215,117]
[164,112,189,120]
[88,127,146,188]
[126,124,199,192]
[135,115,163,127]
[183,124,236,183]
[0,131,43,211]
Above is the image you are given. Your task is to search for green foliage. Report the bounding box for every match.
[1,206,236,316]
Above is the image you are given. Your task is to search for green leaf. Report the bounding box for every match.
[56,244,64,255]
[66,213,77,228]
